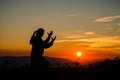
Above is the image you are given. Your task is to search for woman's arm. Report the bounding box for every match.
[44,36,56,48]
[43,31,53,44]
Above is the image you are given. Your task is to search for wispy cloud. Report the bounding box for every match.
[56,36,120,51]
[65,35,81,39]
[95,15,120,22]
[65,35,89,39]
[55,40,71,43]
[84,32,95,35]
[88,16,94,19]
[52,14,77,17]
[105,27,113,30]
[89,36,120,49]
[67,14,77,17]
[55,39,93,43]
[117,23,120,26]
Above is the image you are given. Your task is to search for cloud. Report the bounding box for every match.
[118,29,120,32]
[84,32,95,35]
[89,36,120,49]
[55,40,71,43]
[88,16,94,19]
[67,14,77,17]
[55,39,93,43]
[65,35,89,39]
[65,35,82,39]
[55,33,94,43]
[52,14,77,17]
[117,23,120,26]
[105,27,113,30]
[52,14,59,16]
[95,15,120,22]
[55,31,120,51]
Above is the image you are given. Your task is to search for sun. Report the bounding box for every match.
[76,51,82,57]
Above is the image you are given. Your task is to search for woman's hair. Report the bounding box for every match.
[36,28,44,36]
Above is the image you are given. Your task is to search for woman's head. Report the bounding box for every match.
[36,28,44,37]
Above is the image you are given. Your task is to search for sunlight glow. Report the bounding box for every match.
[76,51,82,57]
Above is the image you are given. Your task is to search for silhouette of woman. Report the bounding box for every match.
[30,28,56,67]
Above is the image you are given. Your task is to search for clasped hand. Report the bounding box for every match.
[47,31,56,41]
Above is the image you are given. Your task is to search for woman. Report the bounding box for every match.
[30,28,56,67]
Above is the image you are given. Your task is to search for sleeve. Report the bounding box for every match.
[44,39,55,49]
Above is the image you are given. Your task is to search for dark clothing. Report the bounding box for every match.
[30,38,44,59]
[30,31,54,67]
[30,56,50,67]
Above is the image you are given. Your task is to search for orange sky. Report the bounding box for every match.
[0,0,120,63]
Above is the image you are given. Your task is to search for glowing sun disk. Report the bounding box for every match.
[77,51,82,57]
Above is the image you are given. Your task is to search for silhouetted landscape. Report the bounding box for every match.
[1,0,120,80]
[0,56,120,80]
[0,56,71,67]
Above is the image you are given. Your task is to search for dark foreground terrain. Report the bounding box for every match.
[0,56,120,80]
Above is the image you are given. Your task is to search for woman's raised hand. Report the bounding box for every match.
[47,31,53,36]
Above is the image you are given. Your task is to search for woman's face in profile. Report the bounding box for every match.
[36,30,44,37]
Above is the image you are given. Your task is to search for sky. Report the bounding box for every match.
[0,0,120,62]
